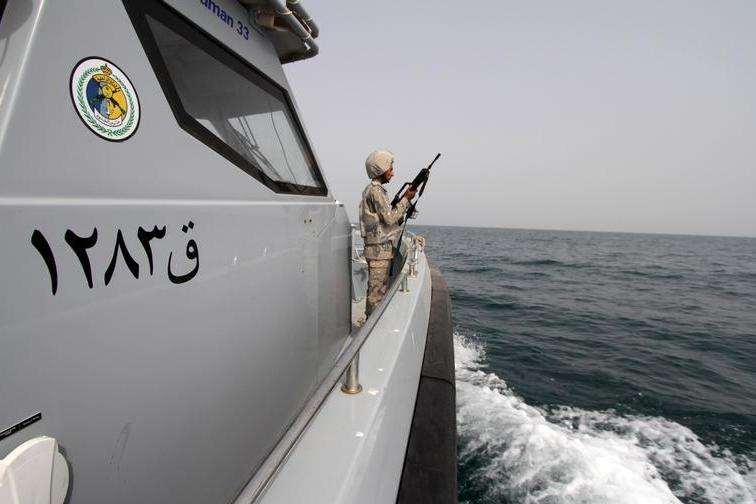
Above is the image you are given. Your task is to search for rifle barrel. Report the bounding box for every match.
[428,153,441,170]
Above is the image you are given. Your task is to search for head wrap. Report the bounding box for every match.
[365,149,394,179]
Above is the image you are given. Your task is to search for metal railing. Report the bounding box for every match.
[340,352,362,394]
[234,237,419,503]
[408,239,420,277]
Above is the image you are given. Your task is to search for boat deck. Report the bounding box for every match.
[257,253,432,504]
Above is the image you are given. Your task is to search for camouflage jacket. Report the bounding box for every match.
[359,180,410,259]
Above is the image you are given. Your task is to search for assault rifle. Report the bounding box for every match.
[390,152,441,214]
[390,153,441,277]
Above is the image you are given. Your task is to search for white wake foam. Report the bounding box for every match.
[454,334,756,504]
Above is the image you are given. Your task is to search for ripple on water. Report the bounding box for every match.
[455,334,756,504]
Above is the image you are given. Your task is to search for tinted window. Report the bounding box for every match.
[123,1,326,195]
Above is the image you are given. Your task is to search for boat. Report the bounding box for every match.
[0,1,456,502]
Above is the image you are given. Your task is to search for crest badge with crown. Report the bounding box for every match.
[70,57,140,141]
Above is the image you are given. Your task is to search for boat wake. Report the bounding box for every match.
[454,334,756,504]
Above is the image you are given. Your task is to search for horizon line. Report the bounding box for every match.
[404,223,756,240]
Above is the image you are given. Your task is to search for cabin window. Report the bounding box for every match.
[0,0,7,26]
[122,1,326,196]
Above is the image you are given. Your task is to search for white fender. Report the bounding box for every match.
[0,437,69,504]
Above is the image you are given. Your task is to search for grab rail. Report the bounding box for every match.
[234,243,414,503]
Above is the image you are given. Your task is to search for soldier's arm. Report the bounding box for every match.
[369,186,410,226]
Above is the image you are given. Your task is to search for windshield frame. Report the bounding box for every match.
[122,0,328,196]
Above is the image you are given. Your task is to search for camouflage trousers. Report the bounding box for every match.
[365,259,391,317]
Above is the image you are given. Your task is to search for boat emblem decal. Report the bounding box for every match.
[70,57,140,141]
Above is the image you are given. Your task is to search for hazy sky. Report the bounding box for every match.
[285,1,756,237]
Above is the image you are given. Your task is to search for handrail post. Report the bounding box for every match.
[409,239,419,277]
[400,272,409,292]
[341,354,362,394]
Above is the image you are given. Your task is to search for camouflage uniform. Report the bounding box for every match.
[359,179,410,316]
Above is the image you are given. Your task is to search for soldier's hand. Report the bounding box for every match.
[404,187,417,200]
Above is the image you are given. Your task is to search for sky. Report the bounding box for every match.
[285,1,756,237]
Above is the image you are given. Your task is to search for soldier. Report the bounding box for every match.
[359,149,417,317]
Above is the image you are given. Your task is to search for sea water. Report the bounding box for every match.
[412,226,756,504]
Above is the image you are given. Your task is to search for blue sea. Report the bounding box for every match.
[412,225,756,504]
